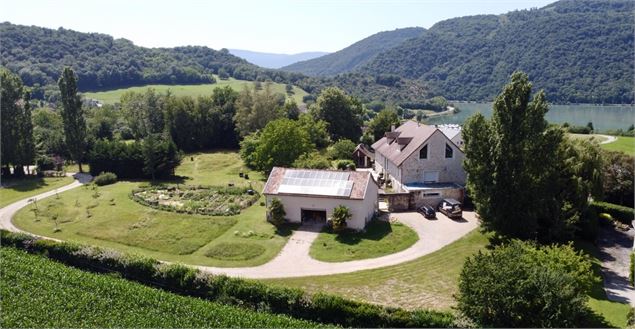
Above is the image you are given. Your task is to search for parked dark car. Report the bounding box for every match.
[438,198,463,219]
[418,205,436,219]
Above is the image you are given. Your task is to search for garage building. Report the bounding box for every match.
[263,167,378,230]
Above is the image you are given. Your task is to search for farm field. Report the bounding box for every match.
[83,76,309,105]
[601,136,635,156]
[0,247,323,328]
[310,220,418,262]
[267,230,629,327]
[0,176,74,208]
[12,152,289,267]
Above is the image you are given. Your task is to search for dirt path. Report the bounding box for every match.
[597,225,635,306]
[597,134,618,145]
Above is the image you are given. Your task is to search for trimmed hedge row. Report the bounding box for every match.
[1,230,454,328]
[590,201,635,225]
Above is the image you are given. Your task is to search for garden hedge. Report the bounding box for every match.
[0,230,454,328]
[590,201,635,225]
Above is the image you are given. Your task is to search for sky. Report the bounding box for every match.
[2,0,556,54]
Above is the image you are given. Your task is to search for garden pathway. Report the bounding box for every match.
[1,175,479,279]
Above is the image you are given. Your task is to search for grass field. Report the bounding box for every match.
[310,220,418,262]
[0,247,322,328]
[13,152,289,267]
[268,229,629,327]
[268,230,488,310]
[0,176,74,208]
[601,136,635,156]
[83,76,309,105]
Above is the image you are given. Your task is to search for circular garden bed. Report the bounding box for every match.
[131,184,259,216]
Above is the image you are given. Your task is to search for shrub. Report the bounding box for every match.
[630,253,635,287]
[1,229,453,328]
[327,139,356,160]
[267,198,286,226]
[335,159,355,171]
[94,172,117,186]
[331,205,351,232]
[568,125,592,134]
[590,201,635,225]
[457,240,598,328]
[293,152,331,169]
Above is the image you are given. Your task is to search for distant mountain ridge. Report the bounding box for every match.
[282,27,425,76]
[359,0,634,103]
[228,49,329,69]
[283,0,634,104]
[0,22,431,105]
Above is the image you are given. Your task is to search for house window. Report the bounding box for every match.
[423,192,440,197]
[419,145,428,159]
[445,143,453,158]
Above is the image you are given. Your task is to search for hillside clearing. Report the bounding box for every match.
[83,76,308,105]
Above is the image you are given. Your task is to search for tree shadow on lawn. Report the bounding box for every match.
[1,176,48,192]
[275,223,300,237]
[333,220,393,245]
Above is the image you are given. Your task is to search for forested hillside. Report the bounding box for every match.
[359,0,634,103]
[282,27,424,77]
[0,22,429,105]
[0,22,304,92]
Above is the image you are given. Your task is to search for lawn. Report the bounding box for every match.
[175,151,264,187]
[268,230,630,327]
[12,152,290,267]
[601,136,635,156]
[309,220,418,262]
[0,176,74,208]
[267,230,489,311]
[83,76,309,105]
[0,247,323,328]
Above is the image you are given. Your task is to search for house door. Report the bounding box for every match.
[423,171,439,183]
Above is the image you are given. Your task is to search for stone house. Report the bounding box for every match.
[371,121,466,209]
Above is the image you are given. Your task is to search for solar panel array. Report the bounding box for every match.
[278,169,353,197]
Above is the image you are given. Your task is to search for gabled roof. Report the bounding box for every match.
[353,143,374,159]
[263,167,374,200]
[371,121,462,167]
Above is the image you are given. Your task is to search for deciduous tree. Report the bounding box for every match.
[311,87,363,142]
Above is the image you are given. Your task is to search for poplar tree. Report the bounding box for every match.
[463,71,601,242]
[58,67,87,172]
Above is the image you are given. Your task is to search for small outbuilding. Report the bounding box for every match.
[352,143,374,168]
[263,167,378,230]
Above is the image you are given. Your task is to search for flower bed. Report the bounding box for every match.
[131,184,259,216]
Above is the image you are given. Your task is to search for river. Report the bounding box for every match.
[423,102,635,132]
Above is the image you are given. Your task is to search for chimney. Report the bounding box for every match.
[390,124,395,132]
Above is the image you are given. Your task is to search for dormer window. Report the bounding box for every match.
[445,143,454,158]
[419,145,428,159]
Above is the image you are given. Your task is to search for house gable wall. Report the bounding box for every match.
[400,130,466,185]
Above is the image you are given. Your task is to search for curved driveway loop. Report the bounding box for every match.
[0,173,92,236]
[0,175,479,279]
[195,212,479,279]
